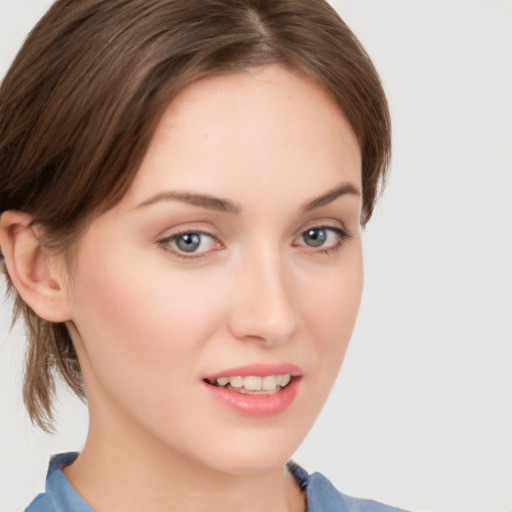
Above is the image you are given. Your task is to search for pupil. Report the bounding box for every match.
[305,228,326,247]
[177,233,201,252]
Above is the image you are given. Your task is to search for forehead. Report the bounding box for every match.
[124,65,361,208]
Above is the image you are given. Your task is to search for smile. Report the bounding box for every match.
[205,374,292,394]
[202,364,302,416]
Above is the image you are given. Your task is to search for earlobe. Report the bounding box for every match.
[0,211,72,323]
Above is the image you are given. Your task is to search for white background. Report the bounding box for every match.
[1,1,511,511]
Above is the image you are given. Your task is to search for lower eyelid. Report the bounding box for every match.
[157,231,220,255]
[157,225,349,257]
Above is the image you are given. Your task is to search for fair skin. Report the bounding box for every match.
[0,65,362,512]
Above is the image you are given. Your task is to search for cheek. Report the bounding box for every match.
[288,247,363,434]
[306,248,363,337]
[301,246,363,377]
[69,243,225,401]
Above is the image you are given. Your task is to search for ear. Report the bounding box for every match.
[0,211,72,323]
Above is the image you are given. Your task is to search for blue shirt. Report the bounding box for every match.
[26,453,409,512]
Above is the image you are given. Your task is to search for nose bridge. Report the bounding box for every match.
[229,241,298,344]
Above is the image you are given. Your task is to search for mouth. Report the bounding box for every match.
[202,364,302,416]
[204,374,293,395]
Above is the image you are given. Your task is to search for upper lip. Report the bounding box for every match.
[203,363,303,381]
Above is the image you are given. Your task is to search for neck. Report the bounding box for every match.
[64,398,305,512]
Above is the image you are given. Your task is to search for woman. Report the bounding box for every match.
[0,1,403,510]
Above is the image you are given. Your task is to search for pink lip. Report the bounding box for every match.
[203,363,303,381]
[202,363,303,417]
[203,377,301,417]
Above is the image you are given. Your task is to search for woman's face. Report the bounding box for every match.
[66,65,363,474]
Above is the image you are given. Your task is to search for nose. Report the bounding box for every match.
[227,248,299,346]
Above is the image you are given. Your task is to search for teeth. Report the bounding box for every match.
[213,374,292,393]
[262,375,277,391]
[279,374,291,387]
[243,376,263,391]
[228,376,244,388]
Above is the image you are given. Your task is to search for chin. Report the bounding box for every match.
[184,422,309,476]
[206,449,295,476]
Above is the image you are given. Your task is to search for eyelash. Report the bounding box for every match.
[157,230,222,259]
[293,226,351,255]
[157,225,351,259]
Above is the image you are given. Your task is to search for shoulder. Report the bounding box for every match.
[288,462,410,512]
[307,472,409,512]
[24,453,93,512]
[25,493,54,512]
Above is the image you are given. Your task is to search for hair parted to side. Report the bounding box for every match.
[0,0,391,431]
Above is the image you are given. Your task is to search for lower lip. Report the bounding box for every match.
[203,378,300,417]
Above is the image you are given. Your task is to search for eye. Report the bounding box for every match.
[158,231,220,256]
[294,226,350,252]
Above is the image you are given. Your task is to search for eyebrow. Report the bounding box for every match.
[136,191,241,214]
[135,182,360,214]
[303,183,361,211]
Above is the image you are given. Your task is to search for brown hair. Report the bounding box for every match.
[0,0,391,431]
